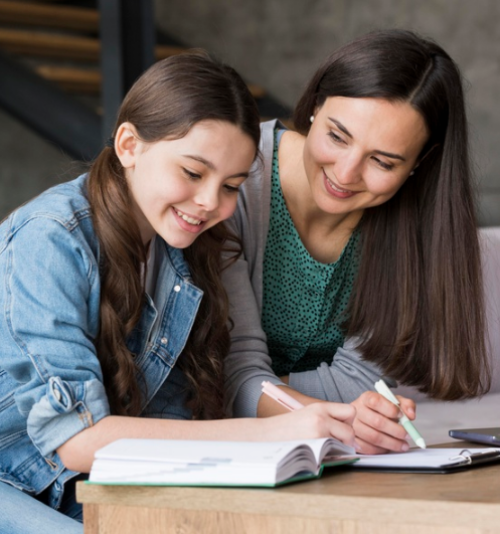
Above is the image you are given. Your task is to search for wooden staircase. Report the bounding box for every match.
[0,0,275,107]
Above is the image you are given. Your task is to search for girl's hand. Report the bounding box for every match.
[350,391,416,454]
[266,401,357,447]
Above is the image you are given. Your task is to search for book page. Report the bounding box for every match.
[95,438,316,466]
[94,437,355,465]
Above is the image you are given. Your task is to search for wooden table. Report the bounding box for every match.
[77,446,500,534]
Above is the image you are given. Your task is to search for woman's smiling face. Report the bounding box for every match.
[302,96,429,219]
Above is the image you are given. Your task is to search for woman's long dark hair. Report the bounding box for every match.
[294,30,490,400]
[87,53,260,418]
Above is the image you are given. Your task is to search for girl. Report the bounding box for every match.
[223,29,491,454]
[0,53,355,533]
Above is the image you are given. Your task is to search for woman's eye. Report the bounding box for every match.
[183,168,201,180]
[327,131,345,144]
[372,157,394,171]
[224,184,240,194]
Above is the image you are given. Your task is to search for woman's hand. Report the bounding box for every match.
[350,391,416,454]
[266,401,357,447]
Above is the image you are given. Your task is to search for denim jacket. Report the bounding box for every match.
[0,175,202,509]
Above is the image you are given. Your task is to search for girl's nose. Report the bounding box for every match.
[194,185,219,212]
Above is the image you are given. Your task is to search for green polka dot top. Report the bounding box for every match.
[261,128,360,376]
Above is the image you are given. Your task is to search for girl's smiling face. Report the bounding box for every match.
[116,119,256,248]
[303,96,429,219]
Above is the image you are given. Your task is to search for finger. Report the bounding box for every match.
[364,391,401,420]
[324,401,356,425]
[353,419,409,453]
[397,396,416,419]
[327,420,356,447]
[356,408,409,441]
[353,437,390,455]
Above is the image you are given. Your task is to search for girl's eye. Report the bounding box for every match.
[372,157,394,171]
[183,168,201,180]
[223,184,240,194]
[327,131,345,144]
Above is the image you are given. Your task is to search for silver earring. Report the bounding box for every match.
[309,115,314,123]
[409,170,415,176]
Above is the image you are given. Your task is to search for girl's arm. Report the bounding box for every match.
[4,217,356,473]
[2,218,113,466]
[57,401,357,473]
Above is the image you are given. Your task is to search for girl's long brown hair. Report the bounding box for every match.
[294,30,490,400]
[87,53,260,418]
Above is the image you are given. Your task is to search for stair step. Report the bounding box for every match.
[35,64,100,93]
[35,64,266,100]
[11,0,67,3]
[0,29,186,62]
[0,28,98,60]
[0,0,98,32]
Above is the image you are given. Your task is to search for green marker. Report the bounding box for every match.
[374,379,426,449]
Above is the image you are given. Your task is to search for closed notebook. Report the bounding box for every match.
[351,447,500,473]
[88,437,357,487]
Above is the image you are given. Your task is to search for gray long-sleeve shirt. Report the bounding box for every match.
[223,120,393,417]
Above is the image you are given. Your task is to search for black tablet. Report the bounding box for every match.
[449,427,500,446]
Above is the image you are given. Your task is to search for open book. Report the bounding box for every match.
[88,437,357,487]
[351,447,500,473]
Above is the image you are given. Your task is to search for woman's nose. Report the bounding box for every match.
[334,156,362,186]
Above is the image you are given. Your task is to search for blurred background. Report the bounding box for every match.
[1,0,499,225]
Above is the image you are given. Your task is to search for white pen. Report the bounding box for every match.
[374,379,426,449]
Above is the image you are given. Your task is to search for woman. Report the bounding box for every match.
[223,29,490,454]
[0,53,355,533]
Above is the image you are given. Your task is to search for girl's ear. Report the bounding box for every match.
[115,122,140,168]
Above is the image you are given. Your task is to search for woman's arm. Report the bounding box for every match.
[223,254,414,454]
[287,338,389,403]
[221,120,415,453]
[223,252,286,417]
[57,401,357,473]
